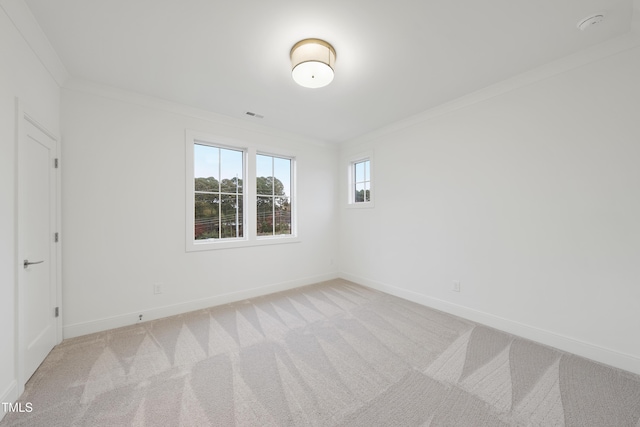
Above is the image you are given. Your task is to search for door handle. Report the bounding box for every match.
[23,259,44,268]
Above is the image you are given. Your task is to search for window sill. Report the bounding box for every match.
[346,201,375,209]
[186,235,300,252]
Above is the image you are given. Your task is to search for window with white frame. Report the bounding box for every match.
[349,156,373,205]
[193,143,244,240]
[186,131,297,251]
[257,154,293,236]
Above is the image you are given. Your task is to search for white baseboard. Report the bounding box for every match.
[0,380,18,421]
[63,272,339,339]
[340,272,640,376]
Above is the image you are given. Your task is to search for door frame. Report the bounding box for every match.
[15,98,62,395]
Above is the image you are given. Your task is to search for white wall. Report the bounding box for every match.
[339,42,640,374]
[0,0,62,414]
[60,84,339,337]
[3,11,640,420]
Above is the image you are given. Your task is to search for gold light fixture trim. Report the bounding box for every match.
[290,38,336,88]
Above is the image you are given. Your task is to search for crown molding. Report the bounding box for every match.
[633,0,640,31]
[1,0,69,87]
[345,24,640,148]
[63,78,335,149]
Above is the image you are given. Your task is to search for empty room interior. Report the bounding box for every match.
[2,0,640,425]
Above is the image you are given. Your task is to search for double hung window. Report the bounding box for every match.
[186,131,296,251]
[194,144,244,240]
[348,153,374,207]
[353,159,371,203]
[257,154,292,236]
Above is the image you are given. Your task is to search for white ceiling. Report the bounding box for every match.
[24,0,635,143]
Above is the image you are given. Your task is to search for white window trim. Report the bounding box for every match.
[186,130,299,252]
[347,150,374,209]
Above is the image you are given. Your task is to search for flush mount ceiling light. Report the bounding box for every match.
[290,38,336,89]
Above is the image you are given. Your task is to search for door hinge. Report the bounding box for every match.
[55,307,59,317]
[54,158,59,168]
[54,232,59,242]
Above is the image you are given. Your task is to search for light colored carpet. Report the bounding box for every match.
[2,279,640,426]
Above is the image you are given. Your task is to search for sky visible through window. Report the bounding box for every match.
[194,145,290,197]
[194,144,242,185]
[354,159,370,203]
[256,154,291,197]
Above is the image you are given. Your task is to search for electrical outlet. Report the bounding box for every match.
[153,283,162,295]
[453,281,461,292]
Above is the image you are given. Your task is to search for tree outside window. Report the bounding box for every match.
[257,154,292,236]
[353,159,370,203]
[194,144,244,240]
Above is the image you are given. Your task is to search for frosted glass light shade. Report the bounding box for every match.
[290,39,336,88]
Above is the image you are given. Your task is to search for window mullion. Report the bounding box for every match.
[217,148,221,239]
[235,173,239,238]
[271,156,275,235]
[246,147,257,239]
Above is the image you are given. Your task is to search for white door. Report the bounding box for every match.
[18,115,59,382]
